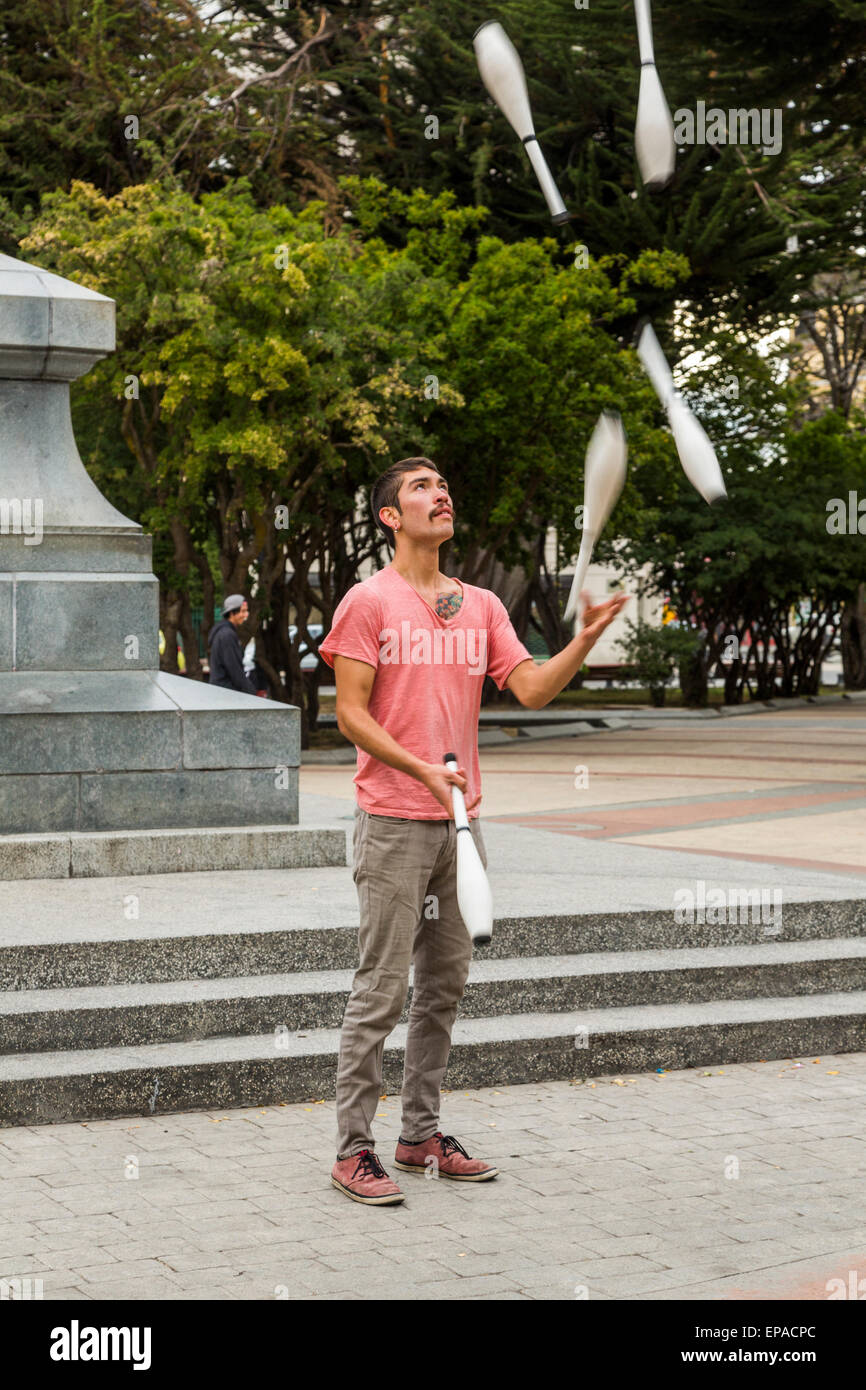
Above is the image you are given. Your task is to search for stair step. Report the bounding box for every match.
[0,825,347,881]
[3,941,866,1053]
[3,899,865,988]
[2,992,864,1125]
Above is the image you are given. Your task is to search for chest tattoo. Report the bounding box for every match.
[435,590,463,620]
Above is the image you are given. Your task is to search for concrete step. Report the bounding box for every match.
[3,940,866,1054]
[3,899,864,989]
[1,991,864,1125]
[0,824,347,880]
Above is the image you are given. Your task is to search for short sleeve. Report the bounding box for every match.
[319,584,382,672]
[485,592,533,691]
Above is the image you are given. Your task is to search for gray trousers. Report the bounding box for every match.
[335,807,488,1160]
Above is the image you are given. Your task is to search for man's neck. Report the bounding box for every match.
[389,549,444,592]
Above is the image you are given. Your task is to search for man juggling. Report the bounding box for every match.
[319,456,628,1205]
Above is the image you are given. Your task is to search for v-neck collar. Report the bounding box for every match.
[390,567,465,623]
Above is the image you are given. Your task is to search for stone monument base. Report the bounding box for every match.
[0,671,301,834]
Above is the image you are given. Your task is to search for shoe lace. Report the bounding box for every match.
[352,1149,387,1180]
[436,1133,470,1159]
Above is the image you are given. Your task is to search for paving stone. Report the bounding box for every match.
[190,1225,307,1253]
[37,1245,120,1269]
[32,1225,129,1249]
[95,1240,190,1264]
[75,1258,178,1283]
[172,1199,259,1221]
[377,1241,473,1267]
[518,1284,576,1299]
[69,1275,185,1299]
[148,1249,248,1273]
[163,1283,241,1299]
[588,1266,706,1296]
[410,1274,524,1299]
[1,1267,77,1288]
[475,1290,533,1299]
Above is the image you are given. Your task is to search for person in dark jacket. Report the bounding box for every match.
[207,595,262,695]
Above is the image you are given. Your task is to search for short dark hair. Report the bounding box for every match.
[370,456,441,551]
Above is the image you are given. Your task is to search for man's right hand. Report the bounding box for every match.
[419,762,468,818]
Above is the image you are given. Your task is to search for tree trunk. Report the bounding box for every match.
[303,668,320,733]
[192,551,216,664]
[841,584,866,689]
[159,590,182,674]
[678,646,708,707]
[166,517,209,680]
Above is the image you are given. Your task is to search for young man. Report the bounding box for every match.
[319,456,628,1205]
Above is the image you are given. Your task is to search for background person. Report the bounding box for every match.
[207,595,263,696]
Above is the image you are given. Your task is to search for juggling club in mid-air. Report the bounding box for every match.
[563,410,628,626]
[473,20,570,225]
[633,0,676,189]
[635,320,728,506]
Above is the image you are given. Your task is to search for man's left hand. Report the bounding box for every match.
[580,591,630,647]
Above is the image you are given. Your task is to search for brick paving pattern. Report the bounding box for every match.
[2,1054,864,1301]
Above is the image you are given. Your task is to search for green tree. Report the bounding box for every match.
[615,618,701,707]
[0,1,250,249]
[619,330,866,702]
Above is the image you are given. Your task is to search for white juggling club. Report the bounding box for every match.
[444,752,494,946]
[473,20,570,225]
[634,0,676,189]
[563,410,628,625]
[635,320,728,505]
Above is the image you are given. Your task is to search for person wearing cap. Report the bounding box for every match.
[207,595,261,696]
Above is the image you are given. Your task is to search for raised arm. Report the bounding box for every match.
[506,592,629,709]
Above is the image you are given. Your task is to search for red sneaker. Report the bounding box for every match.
[393,1131,498,1181]
[331,1149,405,1205]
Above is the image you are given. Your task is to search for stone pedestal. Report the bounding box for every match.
[0,253,303,841]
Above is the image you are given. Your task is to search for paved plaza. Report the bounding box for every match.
[1,1058,864,1302]
[1,700,864,1301]
[304,697,866,882]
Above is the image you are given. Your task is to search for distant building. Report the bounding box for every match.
[546,526,664,668]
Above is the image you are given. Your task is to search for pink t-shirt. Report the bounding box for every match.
[319,566,533,819]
